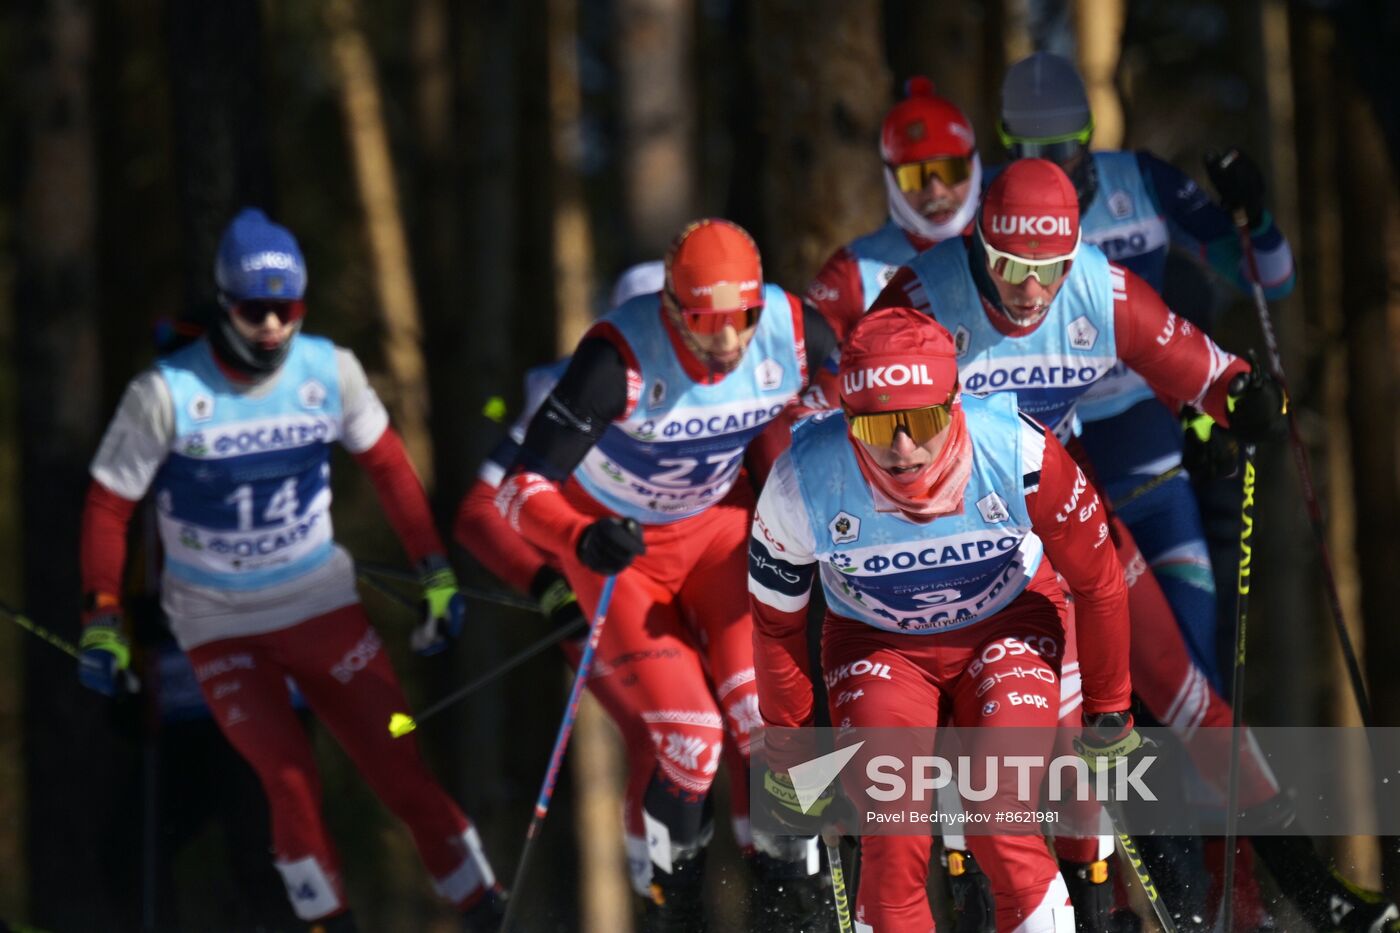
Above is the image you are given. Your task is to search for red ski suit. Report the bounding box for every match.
[751,415,1131,932]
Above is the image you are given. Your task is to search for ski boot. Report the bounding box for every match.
[1251,834,1399,932]
[643,851,707,933]
[747,849,837,933]
[944,849,995,933]
[1322,872,1400,933]
[1061,858,1113,933]
[461,884,508,933]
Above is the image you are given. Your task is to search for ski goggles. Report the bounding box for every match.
[846,396,957,448]
[888,156,973,193]
[230,298,307,326]
[982,234,1080,288]
[997,119,1094,164]
[674,300,763,336]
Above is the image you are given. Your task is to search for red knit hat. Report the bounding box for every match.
[840,307,959,413]
[881,77,977,164]
[979,158,1080,259]
[664,219,763,311]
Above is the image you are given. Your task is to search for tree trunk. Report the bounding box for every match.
[616,0,697,260]
[16,0,138,927]
[884,1,998,149]
[166,0,275,325]
[323,0,435,487]
[1071,0,1125,149]
[547,0,630,928]
[1339,45,1400,891]
[751,0,889,290]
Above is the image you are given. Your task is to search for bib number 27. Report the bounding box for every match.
[647,449,744,488]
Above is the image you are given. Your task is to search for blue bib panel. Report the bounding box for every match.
[847,220,919,312]
[1077,151,1170,422]
[905,239,1119,439]
[789,394,1043,635]
[154,335,342,590]
[575,286,804,523]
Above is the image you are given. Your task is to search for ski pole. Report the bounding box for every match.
[1101,797,1179,933]
[0,598,141,693]
[0,598,80,658]
[355,559,540,612]
[1110,465,1184,512]
[1229,201,1372,726]
[821,828,854,933]
[1220,442,1258,933]
[355,568,444,652]
[499,575,618,933]
[386,615,588,738]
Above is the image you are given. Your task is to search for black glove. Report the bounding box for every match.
[1204,149,1266,229]
[1225,363,1287,442]
[529,567,586,632]
[1181,412,1239,481]
[575,517,645,575]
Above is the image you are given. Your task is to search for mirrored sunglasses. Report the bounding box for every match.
[231,299,306,326]
[996,118,1094,158]
[889,156,973,194]
[847,401,954,448]
[982,236,1079,288]
[679,305,762,336]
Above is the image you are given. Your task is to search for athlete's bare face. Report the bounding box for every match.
[858,426,950,485]
[902,176,974,227]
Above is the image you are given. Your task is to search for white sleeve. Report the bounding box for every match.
[748,451,819,612]
[90,371,175,500]
[1017,409,1047,494]
[336,348,391,454]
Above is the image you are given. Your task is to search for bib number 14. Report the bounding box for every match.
[224,478,301,531]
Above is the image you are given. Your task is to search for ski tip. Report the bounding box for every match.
[388,712,417,738]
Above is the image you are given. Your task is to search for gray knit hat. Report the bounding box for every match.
[1000,52,1091,140]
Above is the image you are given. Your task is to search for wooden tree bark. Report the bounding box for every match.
[547,0,630,929]
[884,1,998,150]
[324,0,435,487]
[166,0,275,322]
[1071,0,1125,149]
[16,0,140,926]
[751,0,889,291]
[616,0,697,259]
[1287,2,1382,885]
[1339,48,1400,893]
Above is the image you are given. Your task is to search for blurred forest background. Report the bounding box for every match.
[0,0,1396,930]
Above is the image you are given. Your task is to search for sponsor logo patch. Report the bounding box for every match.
[976,492,1010,524]
[1067,315,1098,351]
[828,511,861,545]
[755,358,784,392]
[1108,190,1133,219]
[189,393,215,422]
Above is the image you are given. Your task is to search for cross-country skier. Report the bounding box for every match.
[457,259,806,926]
[78,208,504,933]
[806,77,982,342]
[493,219,841,931]
[872,160,1399,933]
[994,50,1302,932]
[751,306,1141,932]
